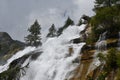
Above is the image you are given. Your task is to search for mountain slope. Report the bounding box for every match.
[0,32,25,65]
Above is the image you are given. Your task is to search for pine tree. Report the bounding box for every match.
[25,20,42,47]
[77,18,83,26]
[57,17,74,36]
[46,24,57,37]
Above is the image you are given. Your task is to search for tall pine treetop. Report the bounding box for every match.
[57,17,74,36]
[28,20,41,35]
[49,24,56,32]
[63,17,74,28]
[25,19,42,47]
[47,24,57,37]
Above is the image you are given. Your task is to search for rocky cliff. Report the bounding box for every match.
[70,23,120,80]
[0,32,25,65]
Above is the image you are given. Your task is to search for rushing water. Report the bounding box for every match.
[87,32,107,76]
[20,25,86,80]
[0,24,86,80]
[0,47,36,73]
[95,32,107,52]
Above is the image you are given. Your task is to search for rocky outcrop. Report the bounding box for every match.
[70,44,95,80]
[70,23,120,80]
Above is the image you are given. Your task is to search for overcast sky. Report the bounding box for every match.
[0,0,95,42]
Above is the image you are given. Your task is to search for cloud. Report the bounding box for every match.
[73,0,95,10]
[0,0,95,41]
[27,8,67,41]
[71,0,95,23]
[49,8,57,14]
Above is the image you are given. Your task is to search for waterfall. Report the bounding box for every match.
[0,24,86,80]
[95,31,107,52]
[87,32,107,76]
[20,24,86,80]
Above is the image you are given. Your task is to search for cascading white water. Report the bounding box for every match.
[95,31,107,52]
[87,32,107,76]
[19,24,86,80]
[0,24,86,80]
[0,47,36,73]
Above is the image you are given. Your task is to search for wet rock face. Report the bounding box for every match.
[10,51,42,68]
[72,38,81,44]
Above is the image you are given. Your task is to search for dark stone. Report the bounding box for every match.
[10,54,30,68]
[81,44,95,52]
[81,56,93,61]
[72,38,81,44]
[9,51,42,69]
[107,40,118,49]
[106,32,119,39]
[72,58,80,63]
[31,51,42,60]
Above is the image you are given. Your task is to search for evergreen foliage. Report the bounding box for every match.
[57,17,74,36]
[97,72,106,80]
[97,48,119,71]
[106,48,118,71]
[77,18,83,26]
[90,0,120,42]
[117,51,120,68]
[25,20,42,47]
[46,24,57,37]
[97,53,106,64]
[97,48,120,80]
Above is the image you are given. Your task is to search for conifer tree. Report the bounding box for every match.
[77,18,83,26]
[25,20,42,47]
[47,24,57,37]
[57,17,74,36]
